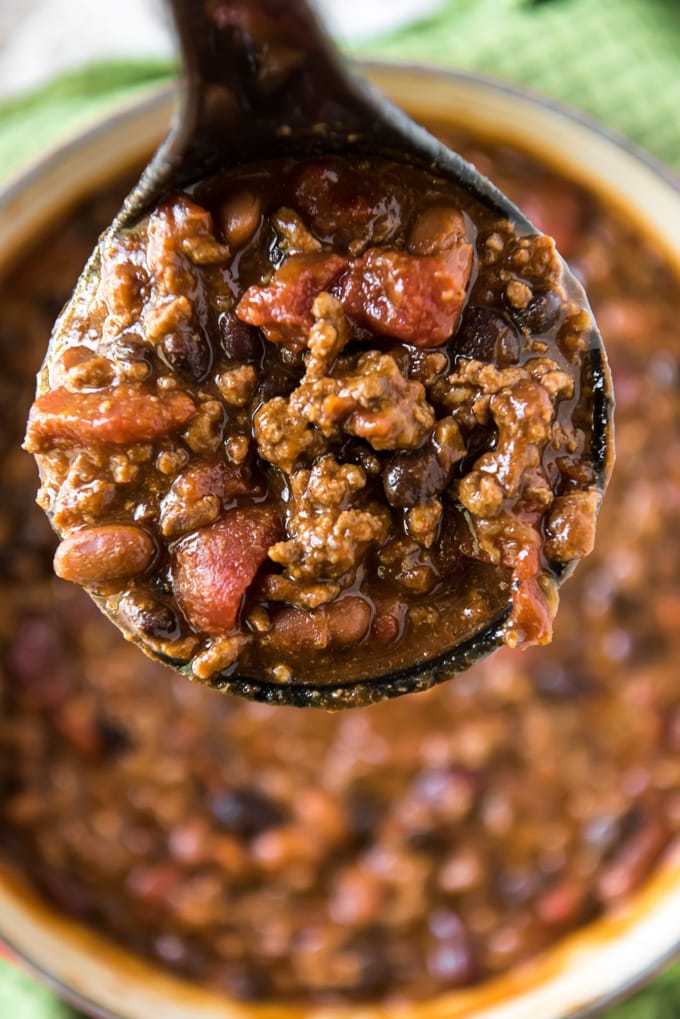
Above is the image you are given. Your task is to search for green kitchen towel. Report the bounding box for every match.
[0,961,73,1019]
[1,1,680,1018]
[359,0,680,170]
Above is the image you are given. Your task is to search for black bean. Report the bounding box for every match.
[38,868,90,921]
[533,662,598,700]
[95,717,133,757]
[161,329,212,381]
[455,306,520,365]
[254,362,296,403]
[219,311,263,363]
[383,449,447,507]
[118,591,183,643]
[209,787,287,838]
[341,934,392,999]
[512,289,562,335]
[347,790,384,843]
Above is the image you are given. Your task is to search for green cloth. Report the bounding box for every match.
[358,0,680,170]
[1,0,680,1017]
[0,962,73,1019]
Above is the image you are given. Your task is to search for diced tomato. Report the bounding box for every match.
[507,544,556,648]
[25,385,196,450]
[173,506,281,634]
[519,185,586,260]
[236,253,348,349]
[338,245,472,346]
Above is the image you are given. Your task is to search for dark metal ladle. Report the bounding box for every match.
[39,0,613,708]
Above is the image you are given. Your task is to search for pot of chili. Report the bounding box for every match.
[1,64,680,1019]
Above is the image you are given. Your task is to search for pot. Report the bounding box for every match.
[1,63,680,1019]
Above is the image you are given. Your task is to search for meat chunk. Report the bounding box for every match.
[174,506,282,635]
[255,349,435,471]
[544,490,601,562]
[268,455,391,583]
[253,395,323,474]
[272,207,322,255]
[236,253,348,349]
[24,385,196,450]
[304,293,350,381]
[295,353,435,452]
[160,460,257,538]
[338,244,472,346]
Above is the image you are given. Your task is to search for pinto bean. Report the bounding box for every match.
[327,597,372,644]
[408,206,467,256]
[219,191,262,248]
[54,525,155,586]
[267,596,371,651]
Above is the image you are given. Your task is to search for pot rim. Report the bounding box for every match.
[2,60,680,1019]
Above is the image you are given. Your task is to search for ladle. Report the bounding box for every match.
[32,0,614,707]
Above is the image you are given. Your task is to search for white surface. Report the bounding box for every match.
[0,0,442,99]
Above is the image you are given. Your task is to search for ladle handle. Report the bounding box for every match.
[163,0,384,182]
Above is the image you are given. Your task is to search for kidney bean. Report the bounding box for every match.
[54,524,155,586]
[24,384,196,450]
[293,158,390,239]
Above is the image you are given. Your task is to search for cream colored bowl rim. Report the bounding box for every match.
[2,61,680,1019]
